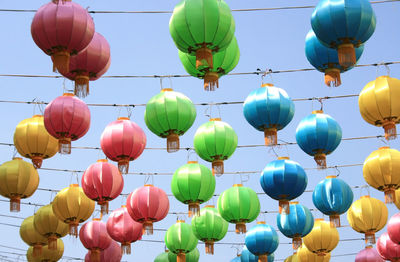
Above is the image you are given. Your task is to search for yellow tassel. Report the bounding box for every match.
[196,45,213,69]
[292,237,302,250]
[59,137,72,154]
[204,72,219,91]
[10,195,21,212]
[205,241,214,255]
[314,153,327,169]
[264,128,277,146]
[258,255,268,262]
[235,222,246,234]
[177,252,186,262]
[121,243,131,255]
[48,235,58,250]
[212,160,224,177]
[118,159,130,174]
[75,74,90,98]
[166,132,179,153]
[382,120,397,140]
[279,200,290,214]
[365,232,376,245]
[33,244,43,257]
[188,202,200,217]
[143,221,153,235]
[329,215,340,228]
[69,221,79,237]
[324,68,342,87]
[337,43,356,68]
[384,188,396,204]
[99,201,109,215]
[90,248,101,262]
[31,156,43,169]
[52,50,70,73]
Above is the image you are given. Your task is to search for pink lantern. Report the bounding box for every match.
[388,213,400,244]
[81,159,124,214]
[80,219,112,262]
[106,206,143,254]
[126,185,169,235]
[44,93,90,154]
[85,240,122,262]
[100,117,146,174]
[377,232,400,261]
[356,246,384,262]
[60,32,111,98]
[31,0,95,73]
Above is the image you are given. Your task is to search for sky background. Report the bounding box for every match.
[0,0,399,261]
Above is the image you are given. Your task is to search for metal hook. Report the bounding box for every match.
[159,77,164,91]
[268,146,279,158]
[261,68,274,85]
[334,166,341,177]
[240,174,250,184]
[360,185,370,198]
[376,62,391,77]
[144,174,154,186]
[168,76,173,90]
[317,98,324,111]
[186,149,199,162]
[126,106,133,119]
[205,103,221,119]
[230,245,242,256]
[12,147,17,159]
[69,171,80,186]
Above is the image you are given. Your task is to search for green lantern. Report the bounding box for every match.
[191,205,228,255]
[145,88,196,153]
[179,37,240,91]
[217,184,260,234]
[165,221,198,262]
[193,118,238,176]
[168,248,200,262]
[154,252,169,262]
[171,161,215,217]
[169,0,235,70]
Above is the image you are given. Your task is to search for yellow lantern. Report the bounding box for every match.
[297,244,331,262]
[0,157,39,212]
[347,195,388,245]
[52,184,95,237]
[34,204,69,250]
[26,239,64,262]
[363,146,400,203]
[395,189,400,210]
[303,219,339,257]
[358,75,400,140]
[20,216,48,257]
[14,115,59,168]
[284,253,299,262]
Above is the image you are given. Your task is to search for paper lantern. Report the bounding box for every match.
[388,213,400,244]
[355,246,384,262]
[26,239,64,262]
[240,247,274,262]
[165,221,198,262]
[168,248,200,262]
[377,232,400,261]
[296,244,331,262]
[80,219,112,262]
[284,254,299,262]
[230,255,241,262]
[20,216,48,257]
[85,240,122,262]
[245,222,279,262]
[303,219,339,256]
[154,252,169,262]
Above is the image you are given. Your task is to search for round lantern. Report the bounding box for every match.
[126,184,169,235]
[155,252,169,262]
[284,254,299,262]
[276,202,314,249]
[240,247,274,262]
[80,219,112,262]
[243,83,295,145]
[311,0,376,67]
[0,157,39,212]
[144,88,196,152]
[363,147,400,203]
[14,115,59,169]
[230,254,241,262]
[106,206,143,254]
[347,195,388,245]
[303,219,339,256]
[295,110,342,168]
[52,184,95,237]
[20,216,48,257]
[179,37,240,91]
[31,0,95,73]
[312,176,353,227]
[388,213,400,244]
[260,157,308,214]
[396,189,400,210]
[193,118,238,176]
[377,232,400,261]
[217,184,260,234]
[44,93,90,154]
[191,205,228,254]
[81,159,124,214]
[100,117,146,174]
[171,161,215,216]
[165,220,198,262]
[355,246,384,262]
[359,76,400,140]
[85,240,122,262]
[26,239,64,262]
[245,222,279,262]
[297,244,331,262]
[168,248,200,262]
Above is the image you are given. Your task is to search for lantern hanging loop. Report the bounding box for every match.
[159,77,163,91]
[318,98,324,111]
[230,244,242,256]
[268,146,279,158]
[375,62,391,78]
[186,149,199,162]
[261,68,274,86]
[240,174,250,185]
[359,185,371,198]
[144,174,154,186]
[334,166,341,177]
[12,146,17,159]
[277,138,291,158]
[204,103,221,120]
[69,171,80,186]
[126,106,133,119]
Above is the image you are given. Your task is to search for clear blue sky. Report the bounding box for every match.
[0,0,399,261]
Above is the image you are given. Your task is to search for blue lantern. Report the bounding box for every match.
[295,110,342,169]
[243,83,295,146]
[244,222,278,262]
[231,255,241,262]
[260,157,308,214]
[305,30,364,87]
[240,246,275,262]
[312,176,354,227]
[277,202,314,249]
[311,0,376,68]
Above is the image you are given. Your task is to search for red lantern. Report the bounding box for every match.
[80,219,112,262]
[60,32,111,98]
[356,246,384,262]
[100,117,146,174]
[126,185,169,235]
[377,232,400,261]
[81,159,123,214]
[31,0,95,73]
[388,213,400,244]
[85,240,122,262]
[106,206,143,254]
[44,93,90,154]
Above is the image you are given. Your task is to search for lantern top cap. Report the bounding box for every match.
[312,110,324,114]
[118,117,130,121]
[361,195,371,199]
[261,83,274,87]
[257,221,266,224]
[289,201,299,205]
[210,118,221,122]
[187,161,198,164]
[205,205,215,208]
[70,184,79,187]
[97,159,108,163]
[366,245,373,249]
[62,93,75,97]
[379,146,390,150]
[278,156,289,160]
[33,115,43,118]
[12,157,22,160]
[121,205,126,208]
[315,218,324,222]
[161,88,173,92]
[93,218,101,221]
[177,220,185,223]
[144,184,153,187]
[233,184,243,187]
[326,175,337,179]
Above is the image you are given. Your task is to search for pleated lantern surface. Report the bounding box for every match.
[388,213,400,244]
[260,157,308,214]
[0,157,39,212]
[355,246,384,262]
[126,184,169,235]
[240,247,274,262]
[377,232,400,262]
[144,88,196,152]
[245,222,279,262]
[193,118,238,176]
[14,115,59,169]
[155,252,169,262]
[26,239,64,262]
[81,159,124,214]
[168,248,200,262]
[243,83,295,146]
[171,161,215,216]
[312,176,354,227]
[85,240,122,262]
[305,30,364,87]
[359,76,400,140]
[217,184,260,234]
[230,254,241,262]
[347,195,388,245]
[396,190,400,210]
[276,202,314,249]
[363,147,400,203]
[295,110,342,168]
[303,219,339,257]
[165,221,198,262]
[106,206,143,254]
[169,0,235,70]
[284,254,299,262]
[100,117,146,174]
[52,184,95,237]
[44,93,90,154]
[296,244,331,262]
[191,205,228,254]
[31,0,95,73]
[80,219,112,262]
[179,37,240,91]
[20,216,48,257]
[311,0,376,67]
[33,204,68,250]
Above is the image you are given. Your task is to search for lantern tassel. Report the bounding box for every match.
[324,68,341,87]
[384,188,396,204]
[365,232,376,245]
[204,72,219,91]
[143,221,153,235]
[121,243,131,255]
[382,120,397,140]
[337,43,356,68]
[10,196,21,212]
[196,45,213,69]
[177,252,186,262]
[279,200,290,214]
[212,160,224,177]
[292,237,302,250]
[166,132,180,153]
[31,156,43,169]
[48,235,58,250]
[188,202,200,217]
[329,215,341,228]
[258,254,268,262]
[75,74,90,98]
[264,128,277,146]
[118,159,130,174]
[59,138,72,154]
[90,248,101,262]
[99,201,109,215]
[317,252,327,257]
[235,222,246,234]
[69,221,79,237]
[33,244,42,257]
[52,50,70,73]
[205,241,214,255]
[314,153,327,169]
